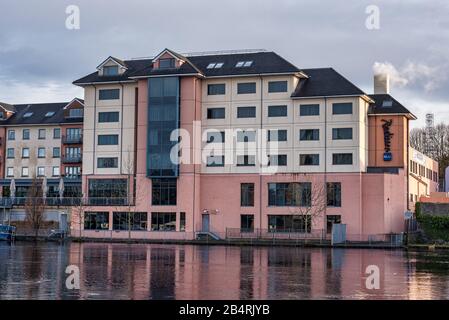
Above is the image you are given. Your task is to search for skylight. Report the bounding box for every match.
[207,62,224,69]
[382,100,393,108]
[45,111,56,117]
[236,61,253,68]
[23,112,33,118]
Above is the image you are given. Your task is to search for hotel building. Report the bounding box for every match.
[0,100,84,204]
[5,48,432,240]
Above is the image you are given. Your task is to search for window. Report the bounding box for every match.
[38,148,46,158]
[22,129,30,140]
[7,130,15,140]
[159,58,175,69]
[97,157,118,168]
[268,154,287,166]
[332,103,352,115]
[65,166,81,178]
[268,105,287,117]
[69,109,83,118]
[84,212,109,230]
[332,153,353,165]
[6,167,14,177]
[327,183,342,207]
[53,147,60,158]
[237,131,256,143]
[207,108,225,119]
[237,155,256,167]
[88,179,128,206]
[23,112,33,118]
[99,89,120,100]
[235,61,253,67]
[268,215,311,233]
[300,129,319,141]
[237,82,256,94]
[53,128,61,139]
[113,212,148,231]
[207,62,224,69]
[38,129,46,139]
[65,147,81,159]
[206,155,225,167]
[52,167,60,177]
[300,104,320,116]
[98,134,119,145]
[268,130,287,142]
[237,106,256,118]
[268,81,288,93]
[6,148,14,159]
[21,167,29,177]
[45,111,55,118]
[22,148,29,158]
[103,65,119,76]
[300,154,320,166]
[206,131,225,143]
[37,167,45,177]
[241,215,254,232]
[207,84,226,95]
[151,212,176,231]
[332,128,353,140]
[180,212,186,232]
[326,215,341,234]
[268,183,311,207]
[241,183,254,207]
[152,178,177,206]
[98,112,119,123]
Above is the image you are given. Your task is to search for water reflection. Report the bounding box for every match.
[0,242,448,300]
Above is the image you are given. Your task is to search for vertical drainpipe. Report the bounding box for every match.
[259,75,263,231]
[406,117,410,211]
[192,77,197,234]
[92,85,97,177]
[324,97,328,234]
[119,82,125,175]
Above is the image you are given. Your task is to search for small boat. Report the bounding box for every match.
[0,225,16,241]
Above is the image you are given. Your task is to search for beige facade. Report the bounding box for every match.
[201,74,370,174]
[82,83,137,175]
[409,147,439,210]
[4,125,61,179]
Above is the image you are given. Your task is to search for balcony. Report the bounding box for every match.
[62,154,82,164]
[62,134,83,144]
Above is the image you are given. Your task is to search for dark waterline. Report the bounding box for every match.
[0,242,448,300]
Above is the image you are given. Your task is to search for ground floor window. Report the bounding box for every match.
[113,212,148,231]
[151,212,176,231]
[84,212,109,230]
[268,215,311,233]
[241,214,254,232]
[88,179,128,205]
[326,215,341,234]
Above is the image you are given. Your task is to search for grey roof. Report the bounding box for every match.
[291,68,365,98]
[1,100,84,126]
[368,94,416,118]
[73,50,300,84]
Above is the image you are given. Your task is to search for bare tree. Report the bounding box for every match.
[288,174,327,234]
[25,177,45,239]
[410,123,449,180]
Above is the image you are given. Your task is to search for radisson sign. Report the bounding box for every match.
[381,119,393,161]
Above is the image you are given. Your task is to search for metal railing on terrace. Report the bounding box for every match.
[226,228,326,241]
[62,155,82,163]
[62,134,83,144]
[0,197,133,207]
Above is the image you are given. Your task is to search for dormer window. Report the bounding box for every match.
[69,108,83,118]
[103,66,119,76]
[159,58,175,69]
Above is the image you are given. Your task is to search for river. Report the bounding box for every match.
[0,242,448,300]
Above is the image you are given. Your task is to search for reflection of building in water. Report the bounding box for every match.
[66,244,415,300]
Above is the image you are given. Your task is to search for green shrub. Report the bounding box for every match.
[416,203,449,242]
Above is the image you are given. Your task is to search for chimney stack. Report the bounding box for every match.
[374,73,390,94]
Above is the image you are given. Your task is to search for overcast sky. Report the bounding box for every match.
[1,0,448,128]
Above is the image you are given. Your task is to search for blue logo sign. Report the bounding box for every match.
[383,152,392,161]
